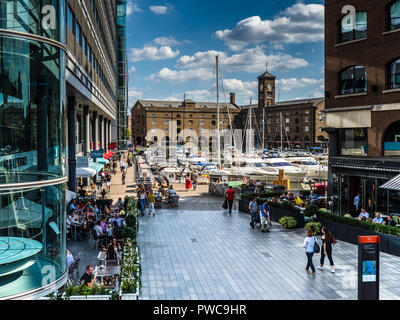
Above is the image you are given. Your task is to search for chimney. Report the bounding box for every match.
[230,92,236,105]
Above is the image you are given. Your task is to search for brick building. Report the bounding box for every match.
[131,95,240,146]
[325,0,400,216]
[239,70,326,149]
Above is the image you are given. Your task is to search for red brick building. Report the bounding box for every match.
[325,0,400,215]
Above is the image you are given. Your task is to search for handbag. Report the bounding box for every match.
[222,198,228,209]
[313,237,320,254]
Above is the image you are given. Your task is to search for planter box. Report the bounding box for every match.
[269,206,305,228]
[318,218,400,257]
[238,199,250,214]
[120,293,139,300]
[67,295,112,300]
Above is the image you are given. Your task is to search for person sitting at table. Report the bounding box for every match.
[67,250,75,269]
[116,198,124,208]
[68,200,77,215]
[106,238,122,260]
[93,221,106,249]
[100,217,107,233]
[358,208,370,220]
[372,212,384,224]
[309,190,319,206]
[71,211,80,223]
[386,215,397,227]
[168,185,176,195]
[295,195,304,207]
[80,265,97,288]
[78,187,86,197]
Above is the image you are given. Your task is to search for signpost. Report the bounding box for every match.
[358,236,380,300]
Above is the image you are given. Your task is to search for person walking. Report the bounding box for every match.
[120,159,126,173]
[225,186,235,214]
[249,198,258,230]
[303,229,317,275]
[139,189,146,216]
[260,200,271,233]
[192,174,198,191]
[148,190,156,216]
[318,227,335,273]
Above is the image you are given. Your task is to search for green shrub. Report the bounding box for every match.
[269,201,301,214]
[126,215,136,228]
[304,204,319,218]
[64,282,111,298]
[316,210,400,237]
[123,226,136,240]
[279,216,297,229]
[305,222,322,235]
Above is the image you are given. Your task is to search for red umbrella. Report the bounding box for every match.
[104,153,111,160]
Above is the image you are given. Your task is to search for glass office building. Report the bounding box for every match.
[0,0,67,299]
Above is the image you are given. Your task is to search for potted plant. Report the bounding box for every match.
[279,216,297,229]
[63,282,112,300]
[305,222,322,235]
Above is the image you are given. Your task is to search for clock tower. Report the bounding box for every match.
[258,65,276,108]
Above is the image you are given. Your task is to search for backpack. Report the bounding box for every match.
[313,237,320,254]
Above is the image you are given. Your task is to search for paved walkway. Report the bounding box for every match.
[138,197,400,300]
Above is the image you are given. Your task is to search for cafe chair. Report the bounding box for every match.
[68,257,80,283]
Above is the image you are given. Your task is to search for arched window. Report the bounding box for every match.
[390,0,400,30]
[383,120,400,156]
[340,66,367,95]
[341,12,367,42]
[388,58,400,89]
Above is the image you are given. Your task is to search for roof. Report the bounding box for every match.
[258,71,276,80]
[136,99,239,110]
[241,97,324,109]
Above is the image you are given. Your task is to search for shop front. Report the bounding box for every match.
[330,157,400,216]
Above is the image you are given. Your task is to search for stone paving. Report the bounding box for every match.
[138,202,400,300]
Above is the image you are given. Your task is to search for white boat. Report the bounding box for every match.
[285,156,328,180]
[261,156,306,184]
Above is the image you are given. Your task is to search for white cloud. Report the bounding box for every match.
[276,77,323,92]
[222,79,257,98]
[128,90,143,100]
[148,68,214,82]
[127,1,142,15]
[215,3,324,50]
[153,36,190,46]
[129,46,180,62]
[150,5,169,14]
[176,47,308,73]
[129,66,136,73]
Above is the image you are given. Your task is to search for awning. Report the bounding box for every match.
[380,174,400,190]
[97,158,110,165]
[76,167,97,178]
[89,161,104,173]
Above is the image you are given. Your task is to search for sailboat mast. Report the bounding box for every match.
[216,56,221,168]
[280,112,283,153]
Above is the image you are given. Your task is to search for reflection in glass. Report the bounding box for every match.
[391,1,400,31]
[339,128,368,156]
[0,184,66,298]
[0,35,66,184]
[340,66,367,95]
[341,12,367,43]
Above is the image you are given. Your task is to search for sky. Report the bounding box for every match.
[125,0,325,110]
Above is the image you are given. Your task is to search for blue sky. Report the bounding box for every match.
[126,0,325,109]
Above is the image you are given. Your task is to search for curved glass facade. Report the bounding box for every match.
[0,0,66,43]
[0,184,66,299]
[0,0,66,299]
[0,35,66,185]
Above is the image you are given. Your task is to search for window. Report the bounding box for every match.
[276,118,280,124]
[188,120,193,125]
[341,12,367,43]
[164,128,168,132]
[275,127,280,133]
[200,120,205,125]
[295,127,299,133]
[390,1,400,31]
[164,120,169,124]
[177,120,181,126]
[212,121,216,126]
[389,58,400,89]
[340,66,367,95]
[319,127,323,132]
[285,127,290,133]
[267,119,272,125]
[285,118,290,124]
[305,117,309,123]
[339,128,368,156]
[305,126,310,132]
[200,115,204,118]
[152,120,157,124]
[176,114,181,118]
[152,114,156,117]
[75,22,81,45]
[164,114,169,118]
[82,34,87,55]
[295,118,299,125]
[319,117,323,122]
[67,6,75,33]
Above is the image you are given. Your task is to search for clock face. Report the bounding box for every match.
[267,84,273,90]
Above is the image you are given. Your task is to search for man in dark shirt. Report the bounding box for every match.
[80,265,96,288]
[386,215,397,227]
